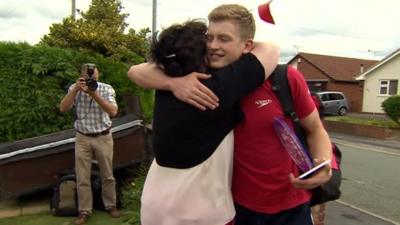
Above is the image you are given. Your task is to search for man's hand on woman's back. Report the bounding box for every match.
[169,72,219,111]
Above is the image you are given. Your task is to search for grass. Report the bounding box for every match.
[325,115,400,129]
[0,210,135,225]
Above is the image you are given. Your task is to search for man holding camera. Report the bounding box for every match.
[59,64,120,225]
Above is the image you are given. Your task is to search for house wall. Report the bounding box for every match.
[327,82,363,112]
[362,55,400,113]
[291,57,363,112]
[295,58,327,79]
[290,58,329,92]
[290,60,298,68]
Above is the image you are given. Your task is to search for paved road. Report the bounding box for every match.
[326,201,397,225]
[340,143,399,221]
[327,132,400,225]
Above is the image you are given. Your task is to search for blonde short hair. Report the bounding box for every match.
[208,4,255,40]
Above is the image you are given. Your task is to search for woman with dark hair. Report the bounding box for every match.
[129,18,279,225]
[150,20,209,77]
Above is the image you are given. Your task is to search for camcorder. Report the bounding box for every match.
[83,63,98,91]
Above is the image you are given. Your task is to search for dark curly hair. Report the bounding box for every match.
[150,19,208,77]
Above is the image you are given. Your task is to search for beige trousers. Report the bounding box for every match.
[75,132,116,213]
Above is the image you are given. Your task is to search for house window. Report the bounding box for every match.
[379,80,398,95]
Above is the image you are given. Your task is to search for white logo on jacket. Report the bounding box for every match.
[255,99,272,108]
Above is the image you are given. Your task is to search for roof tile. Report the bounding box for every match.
[294,53,379,81]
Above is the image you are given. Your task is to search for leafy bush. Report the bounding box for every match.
[0,42,153,143]
[382,95,400,125]
[121,163,150,225]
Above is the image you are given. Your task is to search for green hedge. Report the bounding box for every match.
[0,42,153,143]
[382,95,400,125]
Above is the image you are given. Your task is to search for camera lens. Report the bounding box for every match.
[86,77,98,91]
[82,63,98,91]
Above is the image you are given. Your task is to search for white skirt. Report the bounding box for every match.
[140,131,235,225]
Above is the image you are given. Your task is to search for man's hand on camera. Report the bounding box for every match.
[86,88,98,98]
[75,78,88,92]
[75,77,87,91]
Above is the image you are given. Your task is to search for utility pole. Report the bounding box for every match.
[71,0,76,19]
[152,0,157,39]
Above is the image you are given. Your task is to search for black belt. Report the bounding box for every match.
[77,128,110,137]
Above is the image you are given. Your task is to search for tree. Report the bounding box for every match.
[40,0,150,63]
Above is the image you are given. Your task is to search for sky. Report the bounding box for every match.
[1,0,399,63]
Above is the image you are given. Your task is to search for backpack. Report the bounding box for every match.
[50,174,79,216]
[50,172,123,216]
[270,64,342,206]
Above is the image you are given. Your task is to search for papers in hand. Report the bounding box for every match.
[272,117,313,172]
[298,159,331,179]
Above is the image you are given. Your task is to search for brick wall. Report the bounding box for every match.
[294,57,364,113]
[327,82,363,112]
[324,121,392,139]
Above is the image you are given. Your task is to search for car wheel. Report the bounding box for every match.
[338,107,347,116]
